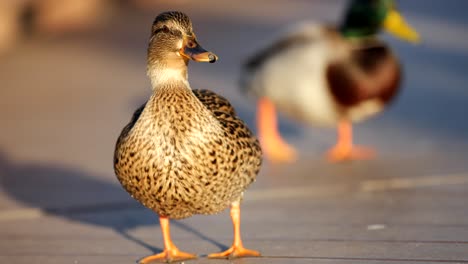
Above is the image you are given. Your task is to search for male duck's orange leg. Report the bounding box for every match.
[139,216,197,264]
[257,97,297,163]
[326,120,375,162]
[208,201,260,259]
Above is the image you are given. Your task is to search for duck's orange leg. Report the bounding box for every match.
[257,97,297,163]
[208,202,260,259]
[139,216,197,263]
[326,120,375,162]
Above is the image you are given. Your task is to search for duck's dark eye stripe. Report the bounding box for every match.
[153,27,184,38]
[154,28,169,35]
[154,28,165,35]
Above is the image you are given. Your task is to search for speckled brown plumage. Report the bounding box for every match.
[114,12,262,261]
[114,83,262,219]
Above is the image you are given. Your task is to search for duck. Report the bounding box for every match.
[241,0,420,162]
[114,11,262,263]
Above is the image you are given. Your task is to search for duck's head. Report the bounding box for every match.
[340,0,420,43]
[147,11,218,88]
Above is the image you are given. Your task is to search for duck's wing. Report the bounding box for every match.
[243,25,320,72]
[327,42,401,106]
[192,88,262,175]
[240,23,325,97]
[115,102,146,150]
[192,89,236,116]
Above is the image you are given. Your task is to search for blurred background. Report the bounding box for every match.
[1,0,467,178]
[0,0,468,262]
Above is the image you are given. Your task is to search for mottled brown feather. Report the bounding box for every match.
[192,89,236,115]
[114,84,262,219]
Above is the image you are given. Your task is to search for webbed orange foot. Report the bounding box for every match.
[139,249,197,263]
[209,202,261,259]
[326,145,375,162]
[262,140,298,163]
[139,248,197,264]
[139,250,196,263]
[141,216,197,263]
[326,120,376,162]
[208,246,260,259]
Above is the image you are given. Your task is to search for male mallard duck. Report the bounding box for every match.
[114,11,262,263]
[241,0,420,162]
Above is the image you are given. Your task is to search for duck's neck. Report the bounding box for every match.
[340,21,380,41]
[147,62,190,90]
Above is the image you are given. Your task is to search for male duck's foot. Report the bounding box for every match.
[208,246,261,259]
[139,249,197,263]
[326,145,375,162]
[263,142,298,163]
[257,97,297,163]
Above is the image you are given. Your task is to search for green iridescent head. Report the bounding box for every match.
[340,0,420,43]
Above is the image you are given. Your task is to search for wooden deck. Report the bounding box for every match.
[1,1,468,263]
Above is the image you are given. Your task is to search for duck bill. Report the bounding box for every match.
[180,42,218,63]
[383,9,420,43]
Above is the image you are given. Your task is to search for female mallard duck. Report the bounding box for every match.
[241,0,420,162]
[114,11,262,263]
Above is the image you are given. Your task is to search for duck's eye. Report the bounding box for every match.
[187,40,196,48]
[161,25,170,33]
[154,25,170,35]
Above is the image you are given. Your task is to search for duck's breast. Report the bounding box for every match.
[326,43,401,123]
[115,89,255,219]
